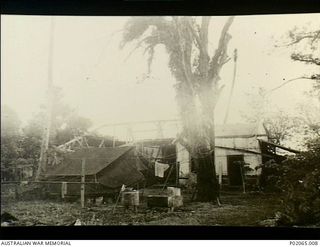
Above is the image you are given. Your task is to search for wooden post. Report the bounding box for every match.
[112,185,124,214]
[161,165,174,192]
[112,126,116,148]
[175,162,180,187]
[81,158,86,208]
[218,163,223,188]
[61,182,65,199]
[136,154,140,191]
[240,163,246,194]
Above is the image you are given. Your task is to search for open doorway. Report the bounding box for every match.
[227,155,244,186]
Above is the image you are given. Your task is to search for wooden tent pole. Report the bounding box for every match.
[175,162,180,187]
[112,185,124,214]
[81,158,86,208]
[161,165,174,192]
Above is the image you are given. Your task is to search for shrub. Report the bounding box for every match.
[265,138,320,226]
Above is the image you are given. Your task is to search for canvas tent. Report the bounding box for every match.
[45,146,147,197]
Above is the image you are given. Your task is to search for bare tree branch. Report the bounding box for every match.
[208,16,234,83]
[291,53,320,66]
[276,30,320,47]
[267,76,315,95]
[173,17,195,93]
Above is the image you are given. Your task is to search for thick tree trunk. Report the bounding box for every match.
[195,148,219,202]
[195,87,220,203]
[175,82,220,203]
[173,16,233,203]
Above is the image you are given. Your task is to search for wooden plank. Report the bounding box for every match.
[258,139,300,154]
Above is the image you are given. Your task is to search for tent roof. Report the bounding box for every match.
[46,146,133,176]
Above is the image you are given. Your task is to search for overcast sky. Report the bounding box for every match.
[1,14,319,140]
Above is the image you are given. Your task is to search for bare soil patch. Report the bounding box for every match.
[1,192,282,226]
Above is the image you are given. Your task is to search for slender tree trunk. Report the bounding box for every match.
[35,17,55,181]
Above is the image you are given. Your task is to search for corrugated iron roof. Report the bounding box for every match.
[215,123,267,138]
[136,124,267,143]
[46,146,133,176]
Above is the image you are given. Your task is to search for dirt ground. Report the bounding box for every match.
[1,191,283,226]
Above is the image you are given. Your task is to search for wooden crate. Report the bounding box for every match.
[147,194,183,210]
[167,187,181,196]
[121,191,140,206]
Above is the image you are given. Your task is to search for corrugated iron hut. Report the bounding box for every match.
[136,123,295,187]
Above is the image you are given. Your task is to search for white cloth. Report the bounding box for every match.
[61,182,67,198]
[155,161,169,178]
[121,184,126,192]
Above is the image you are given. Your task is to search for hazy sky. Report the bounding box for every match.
[1,14,319,139]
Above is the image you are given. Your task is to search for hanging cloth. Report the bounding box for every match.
[155,161,169,178]
[61,182,68,198]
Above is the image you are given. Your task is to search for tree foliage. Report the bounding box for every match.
[1,106,22,176]
[28,86,93,146]
[281,26,320,99]
[262,137,320,226]
[242,88,298,145]
[121,17,234,202]
[1,89,93,181]
[282,26,320,138]
[263,111,298,145]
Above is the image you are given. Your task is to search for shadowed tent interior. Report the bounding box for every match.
[45,147,148,197]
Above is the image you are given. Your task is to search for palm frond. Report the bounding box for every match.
[121,17,171,48]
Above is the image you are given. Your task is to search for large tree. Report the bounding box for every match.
[121,16,234,202]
